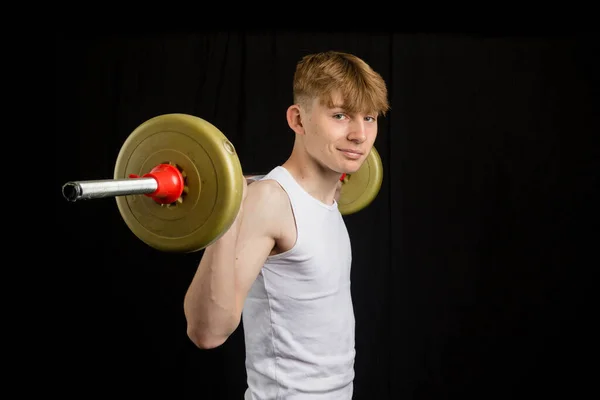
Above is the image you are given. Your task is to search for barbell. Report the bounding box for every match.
[61,113,383,253]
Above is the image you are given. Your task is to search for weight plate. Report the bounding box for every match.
[338,146,383,215]
[114,113,244,253]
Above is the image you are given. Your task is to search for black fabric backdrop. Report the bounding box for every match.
[54,32,598,398]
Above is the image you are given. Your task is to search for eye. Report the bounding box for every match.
[333,113,347,120]
[365,116,376,122]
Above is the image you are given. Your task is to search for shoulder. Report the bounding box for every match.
[243,179,290,216]
[240,179,291,239]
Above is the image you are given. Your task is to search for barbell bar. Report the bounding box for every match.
[61,170,265,203]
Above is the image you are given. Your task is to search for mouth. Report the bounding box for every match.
[338,148,364,160]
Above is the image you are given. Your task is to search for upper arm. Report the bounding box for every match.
[233,179,286,314]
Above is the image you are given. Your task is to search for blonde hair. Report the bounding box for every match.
[293,51,390,117]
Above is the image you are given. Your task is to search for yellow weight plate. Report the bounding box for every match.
[338,146,383,215]
[114,113,244,253]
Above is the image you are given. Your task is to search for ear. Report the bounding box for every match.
[286,104,305,135]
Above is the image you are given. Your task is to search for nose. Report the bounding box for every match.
[347,120,367,143]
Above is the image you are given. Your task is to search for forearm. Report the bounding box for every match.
[184,215,242,347]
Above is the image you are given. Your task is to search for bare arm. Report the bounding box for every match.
[183,180,283,349]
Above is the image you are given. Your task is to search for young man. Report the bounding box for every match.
[183,50,390,399]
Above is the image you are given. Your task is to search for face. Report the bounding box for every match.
[294,92,378,175]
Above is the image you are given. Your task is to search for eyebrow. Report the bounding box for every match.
[331,104,377,116]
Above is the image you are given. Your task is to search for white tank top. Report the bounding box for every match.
[242,166,355,400]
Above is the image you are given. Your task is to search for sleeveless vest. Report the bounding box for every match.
[242,166,355,400]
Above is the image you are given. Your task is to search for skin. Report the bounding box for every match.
[183,90,379,349]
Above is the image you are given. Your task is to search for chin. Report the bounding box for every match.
[347,158,367,172]
[341,164,362,174]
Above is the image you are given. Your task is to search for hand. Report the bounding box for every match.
[242,176,249,202]
[221,177,248,239]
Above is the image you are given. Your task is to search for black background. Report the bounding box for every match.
[54,31,598,398]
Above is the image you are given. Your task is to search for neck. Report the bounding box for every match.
[281,141,340,206]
